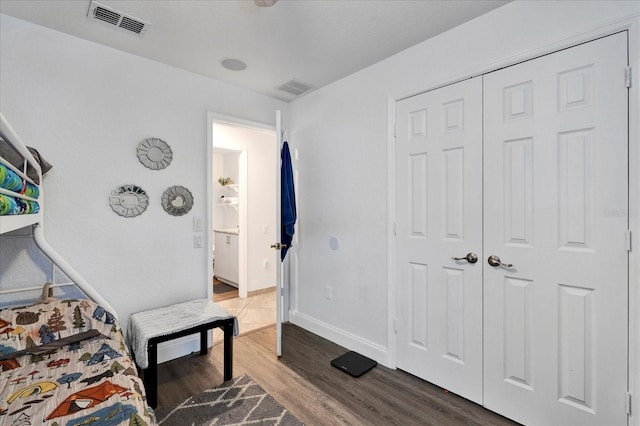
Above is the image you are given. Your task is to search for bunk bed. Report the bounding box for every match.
[0,113,156,425]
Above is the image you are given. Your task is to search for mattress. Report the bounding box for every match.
[0,298,155,425]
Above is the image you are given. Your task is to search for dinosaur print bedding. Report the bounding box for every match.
[0,299,155,425]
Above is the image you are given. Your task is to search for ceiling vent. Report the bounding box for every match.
[87,1,150,36]
[276,79,313,97]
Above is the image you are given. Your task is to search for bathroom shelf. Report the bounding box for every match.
[220,184,239,193]
[218,197,239,209]
[217,183,239,209]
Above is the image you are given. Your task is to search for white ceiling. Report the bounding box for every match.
[0,0,510,102]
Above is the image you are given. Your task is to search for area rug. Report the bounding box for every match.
[156,375,303,425]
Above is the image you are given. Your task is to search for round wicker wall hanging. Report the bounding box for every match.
[109,184,149,217]
[161,185,193,216]
[137,137,173,170]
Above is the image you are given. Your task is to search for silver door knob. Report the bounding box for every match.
[487,255,513,268]
[270,243,288,250]
[452,253,478,264]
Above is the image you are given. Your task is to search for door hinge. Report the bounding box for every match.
[394,123,397,138]
[393,221,397,236]
[626,230,632,252]
[626,392,632,415]
[393,317,397,334]
[625,66,632,88]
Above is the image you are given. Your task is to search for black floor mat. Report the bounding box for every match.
[213,281,237,294]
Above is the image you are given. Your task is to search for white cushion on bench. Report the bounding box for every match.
[127,299,238,368]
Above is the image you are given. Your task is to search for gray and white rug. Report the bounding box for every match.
[156,375,303,425]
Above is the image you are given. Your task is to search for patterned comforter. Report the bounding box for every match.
[0,299,155,426]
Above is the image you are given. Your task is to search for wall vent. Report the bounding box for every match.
[276,79,313,96]
[88,1,150,36]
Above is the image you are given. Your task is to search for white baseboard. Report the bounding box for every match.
[288,310,390,368]
[156,334,203,365]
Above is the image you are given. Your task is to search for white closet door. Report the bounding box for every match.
[483,32,628,425]
[395,77,483,403]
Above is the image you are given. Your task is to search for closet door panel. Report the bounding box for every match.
[395,77,483,404]
[483,32,628,426]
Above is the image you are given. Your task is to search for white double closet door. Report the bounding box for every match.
[395,32,628,426]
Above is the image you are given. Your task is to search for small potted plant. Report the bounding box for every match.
[218,177,232,186]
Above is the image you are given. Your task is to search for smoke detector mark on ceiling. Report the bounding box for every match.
[88,1,150,36]
[254,0,279,6]
[221,58,247,71]
[277,79,313,97]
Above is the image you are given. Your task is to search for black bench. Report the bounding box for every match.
[127,300,237,409]
[142,317,235,408]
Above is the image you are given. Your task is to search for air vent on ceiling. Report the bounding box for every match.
[276,79,313,97]
[87,1,150,36]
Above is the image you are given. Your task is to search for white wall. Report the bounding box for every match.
[212,123,277,293]
[0,14,287,328]
[288,0,640,363]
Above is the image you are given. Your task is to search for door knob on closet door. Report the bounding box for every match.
[452,253,478,264]
[487,255,513,268]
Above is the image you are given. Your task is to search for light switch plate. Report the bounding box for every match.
[194,233,203,248]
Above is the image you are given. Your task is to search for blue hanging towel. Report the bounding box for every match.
[281,141,296,260]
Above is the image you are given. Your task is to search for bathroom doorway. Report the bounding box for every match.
[208,115,278,338]
[212,147,242,301]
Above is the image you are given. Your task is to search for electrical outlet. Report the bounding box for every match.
[325,286,333,300]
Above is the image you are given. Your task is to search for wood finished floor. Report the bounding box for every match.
[156,323,518,425]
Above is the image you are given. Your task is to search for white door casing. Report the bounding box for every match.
[276,109,284,357]
[483,32,628,425]
[395,77,483,404]
[395,32,629,425]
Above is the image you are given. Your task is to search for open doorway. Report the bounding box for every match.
[209,116,278,338]
[212,147,242,301]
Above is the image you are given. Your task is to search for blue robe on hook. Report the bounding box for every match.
[281,141,296,260]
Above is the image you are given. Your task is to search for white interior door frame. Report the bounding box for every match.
[238,149,248,298]
[386,19,640,423]
[276,109,283,356]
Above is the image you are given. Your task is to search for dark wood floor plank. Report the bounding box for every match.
[156,323,518,426]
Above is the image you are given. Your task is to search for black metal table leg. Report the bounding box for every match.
[200,329,208,355]
[223,318,233,380]
[147,341,158,408]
